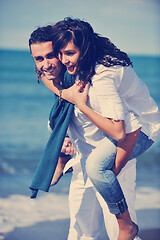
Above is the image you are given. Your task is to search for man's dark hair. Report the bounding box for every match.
[29,25,53,51]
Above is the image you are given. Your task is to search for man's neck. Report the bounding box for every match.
[54,75,63,84]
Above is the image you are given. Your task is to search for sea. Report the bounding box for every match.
[0,49,160,239]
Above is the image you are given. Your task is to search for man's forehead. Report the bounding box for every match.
[31,41,54,56]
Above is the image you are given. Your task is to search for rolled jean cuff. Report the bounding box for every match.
[108,198,128,215]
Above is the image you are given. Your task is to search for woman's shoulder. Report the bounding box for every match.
[92,64,135,88]
[92,64,125,85]
[95,64,124,75]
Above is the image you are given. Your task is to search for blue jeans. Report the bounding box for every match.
[86,131,154,215]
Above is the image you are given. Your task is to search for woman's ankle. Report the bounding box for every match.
[116,210,139,240]
[118,221,139,240]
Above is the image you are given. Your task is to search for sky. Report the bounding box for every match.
[0,0,160,55]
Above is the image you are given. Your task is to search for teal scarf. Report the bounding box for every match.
[29,73,75,198]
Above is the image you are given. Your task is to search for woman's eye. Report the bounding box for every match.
[66,52,74,56]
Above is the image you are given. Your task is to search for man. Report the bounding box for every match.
[29,26,141,240]
[29,26,75,184]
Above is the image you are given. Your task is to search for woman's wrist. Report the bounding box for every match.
[77,102,89,113]
[61,88,72,102]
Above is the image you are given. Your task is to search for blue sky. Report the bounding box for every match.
[0,0,159,55]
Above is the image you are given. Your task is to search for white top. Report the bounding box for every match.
[64,64,160,183]
[91,64,160,141]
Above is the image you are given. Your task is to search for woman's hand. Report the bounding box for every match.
[41,75,89,106]
[65,82,90,107]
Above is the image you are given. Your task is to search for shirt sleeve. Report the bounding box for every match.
[92,66,125,120]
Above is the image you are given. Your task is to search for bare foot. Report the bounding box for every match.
[51,169,63,186]
[51,156,71,186]
[51,160,64,186]
[118,221,139,240]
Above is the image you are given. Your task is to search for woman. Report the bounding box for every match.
[41,17,160,240]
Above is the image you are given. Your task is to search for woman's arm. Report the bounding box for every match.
[41,75,124,139]
[41,75,73,102]
[41,76,125,142]
[80,105,125,142]
[70,83,126,142]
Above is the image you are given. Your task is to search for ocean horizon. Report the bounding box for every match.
[0,49,160,240]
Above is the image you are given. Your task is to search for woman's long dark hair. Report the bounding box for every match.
[51,17,133,83]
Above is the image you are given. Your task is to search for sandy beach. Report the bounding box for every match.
[3,219,160,240]
[0,175,160,240]
[0,166,159,240]
[2,209,160,240]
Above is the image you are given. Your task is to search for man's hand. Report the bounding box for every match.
[61,137,76,155]
[51,137,76,186]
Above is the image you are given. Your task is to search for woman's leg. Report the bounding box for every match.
[86,130,153,214]
[86,137,139,240]
[86,130,153,239]
[86,137,127,214]
[96,159,141,240]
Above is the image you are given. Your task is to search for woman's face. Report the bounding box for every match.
[59,40,80,75]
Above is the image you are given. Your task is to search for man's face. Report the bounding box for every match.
[31,41,63,82]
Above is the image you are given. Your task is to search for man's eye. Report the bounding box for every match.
[47,53,55,59]
[35,57,43,62]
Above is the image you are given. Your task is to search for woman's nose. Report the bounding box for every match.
[60,54,69,65]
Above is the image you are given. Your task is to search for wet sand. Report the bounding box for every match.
[3,209,160,240]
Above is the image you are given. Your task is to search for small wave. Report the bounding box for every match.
[135,186,160,210]
[0,193,69,236]
[0,186,159,238]
[0,162,16,175]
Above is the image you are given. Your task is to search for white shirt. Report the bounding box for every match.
[65,64,160,182]
[91,64,160,141]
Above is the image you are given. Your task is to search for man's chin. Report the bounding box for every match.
[47,78,55,81]
[43,73,60,83]
[45,75,56,81]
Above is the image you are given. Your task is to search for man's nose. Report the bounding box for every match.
[43,59,51,69]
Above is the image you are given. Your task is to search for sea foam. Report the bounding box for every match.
[0,186,159,238]
[0,193,69,237]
